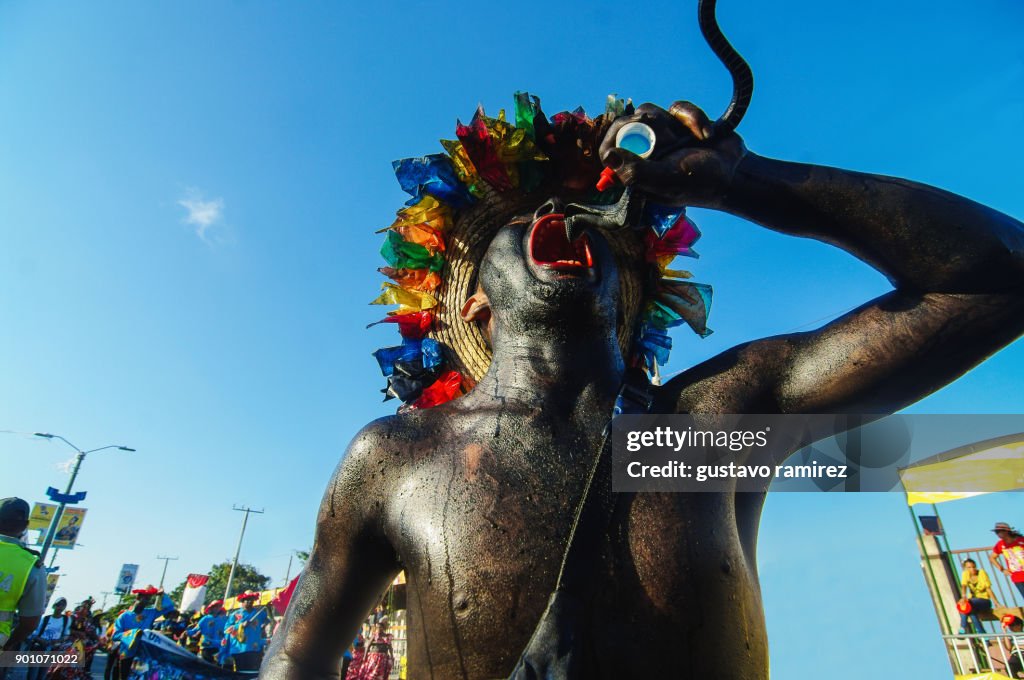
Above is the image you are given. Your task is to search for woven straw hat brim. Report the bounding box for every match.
[431,188,649,388]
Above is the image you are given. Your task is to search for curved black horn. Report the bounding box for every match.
[698,0,754,134]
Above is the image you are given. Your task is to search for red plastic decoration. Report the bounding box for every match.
[368,311,433,339]
[413,370,463,408]
[644,214,700,262]
[457,109,513,191]
[596,167,618,192]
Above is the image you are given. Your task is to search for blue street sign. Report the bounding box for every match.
[46,487,87,504]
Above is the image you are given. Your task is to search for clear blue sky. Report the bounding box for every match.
[1,1,1022,677]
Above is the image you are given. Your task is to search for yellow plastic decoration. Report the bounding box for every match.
[394,196,452,232]
[370,282,438,313]
[654,254,676,275]
[481,112,548,189]
[440,140,482,194]
[661,268,694,280]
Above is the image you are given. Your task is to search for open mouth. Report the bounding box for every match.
[528,213,593,271]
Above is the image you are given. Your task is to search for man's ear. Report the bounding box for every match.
[460,290,491,324]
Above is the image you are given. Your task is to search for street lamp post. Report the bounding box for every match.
[34,432,135,563]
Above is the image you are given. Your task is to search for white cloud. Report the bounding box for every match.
[178,189,225,241]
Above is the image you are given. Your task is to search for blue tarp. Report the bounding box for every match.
[125,630,249,679]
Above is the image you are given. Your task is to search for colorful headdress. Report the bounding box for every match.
[237,591,260,601]
[370,93,713,409]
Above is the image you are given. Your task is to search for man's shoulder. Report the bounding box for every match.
[344,409,456,464]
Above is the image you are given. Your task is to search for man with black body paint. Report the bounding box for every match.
[261,102,1024,679]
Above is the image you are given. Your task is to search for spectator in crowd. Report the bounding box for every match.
[156,610,187,641]
[43,598,101,680]
[224,591,269,671]
[68,598,100,672]
[1001,615,1024,679]
[102,609,122,680]
[340,641,354,679]
[990,523,1024,600]
[959,558,997,634]
[25,598,70,680]
[0,497,46,658]
[344,633,365,680]
[188,599,227,665]
[178,611,200,652]
[354,619,394,680]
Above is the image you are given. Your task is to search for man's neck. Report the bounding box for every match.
[469,325,625,412]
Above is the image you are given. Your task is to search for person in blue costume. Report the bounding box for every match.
[225,591,270,671]
[155,609,187,641]
[111,586,173,679]
[188,599,228,665]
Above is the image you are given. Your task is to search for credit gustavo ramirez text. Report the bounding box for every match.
[610,414,873,493]
[623,425,847,481]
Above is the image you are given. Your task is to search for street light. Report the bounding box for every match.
[34,432,135,562]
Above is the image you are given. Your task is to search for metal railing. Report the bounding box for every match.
[942,632,1024,676]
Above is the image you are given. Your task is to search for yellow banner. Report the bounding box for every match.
[45,574,59,601]
[52,508,87,549]
[223,586,286,611]
[29,502,58,531]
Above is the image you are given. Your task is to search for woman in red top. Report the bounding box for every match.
[990,522,1024,601]
[354,621,393,680]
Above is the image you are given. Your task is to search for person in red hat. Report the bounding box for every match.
[990,522,1024,600]
[110,586,173,678]
[224,591,269,671]
[187,599,227,665]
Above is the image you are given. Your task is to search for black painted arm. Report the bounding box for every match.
[668,153,1024,414]
[260,424,400,680]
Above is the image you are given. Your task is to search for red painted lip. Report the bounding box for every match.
[528,213,593,271]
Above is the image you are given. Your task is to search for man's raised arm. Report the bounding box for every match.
[712,146,1023,413]
[261,422,401,680]
[602,102,1024,414]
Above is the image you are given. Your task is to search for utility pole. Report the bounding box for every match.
[224,505,264,600]
[157,555,179,589]
[283,554,293,586]
[101,591,115,610]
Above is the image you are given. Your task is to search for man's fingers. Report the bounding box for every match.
[602,147,642,174]
[668,101,713,141]
[604,148,686,202]
[601,101,709,165]
[599,103,673,161]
